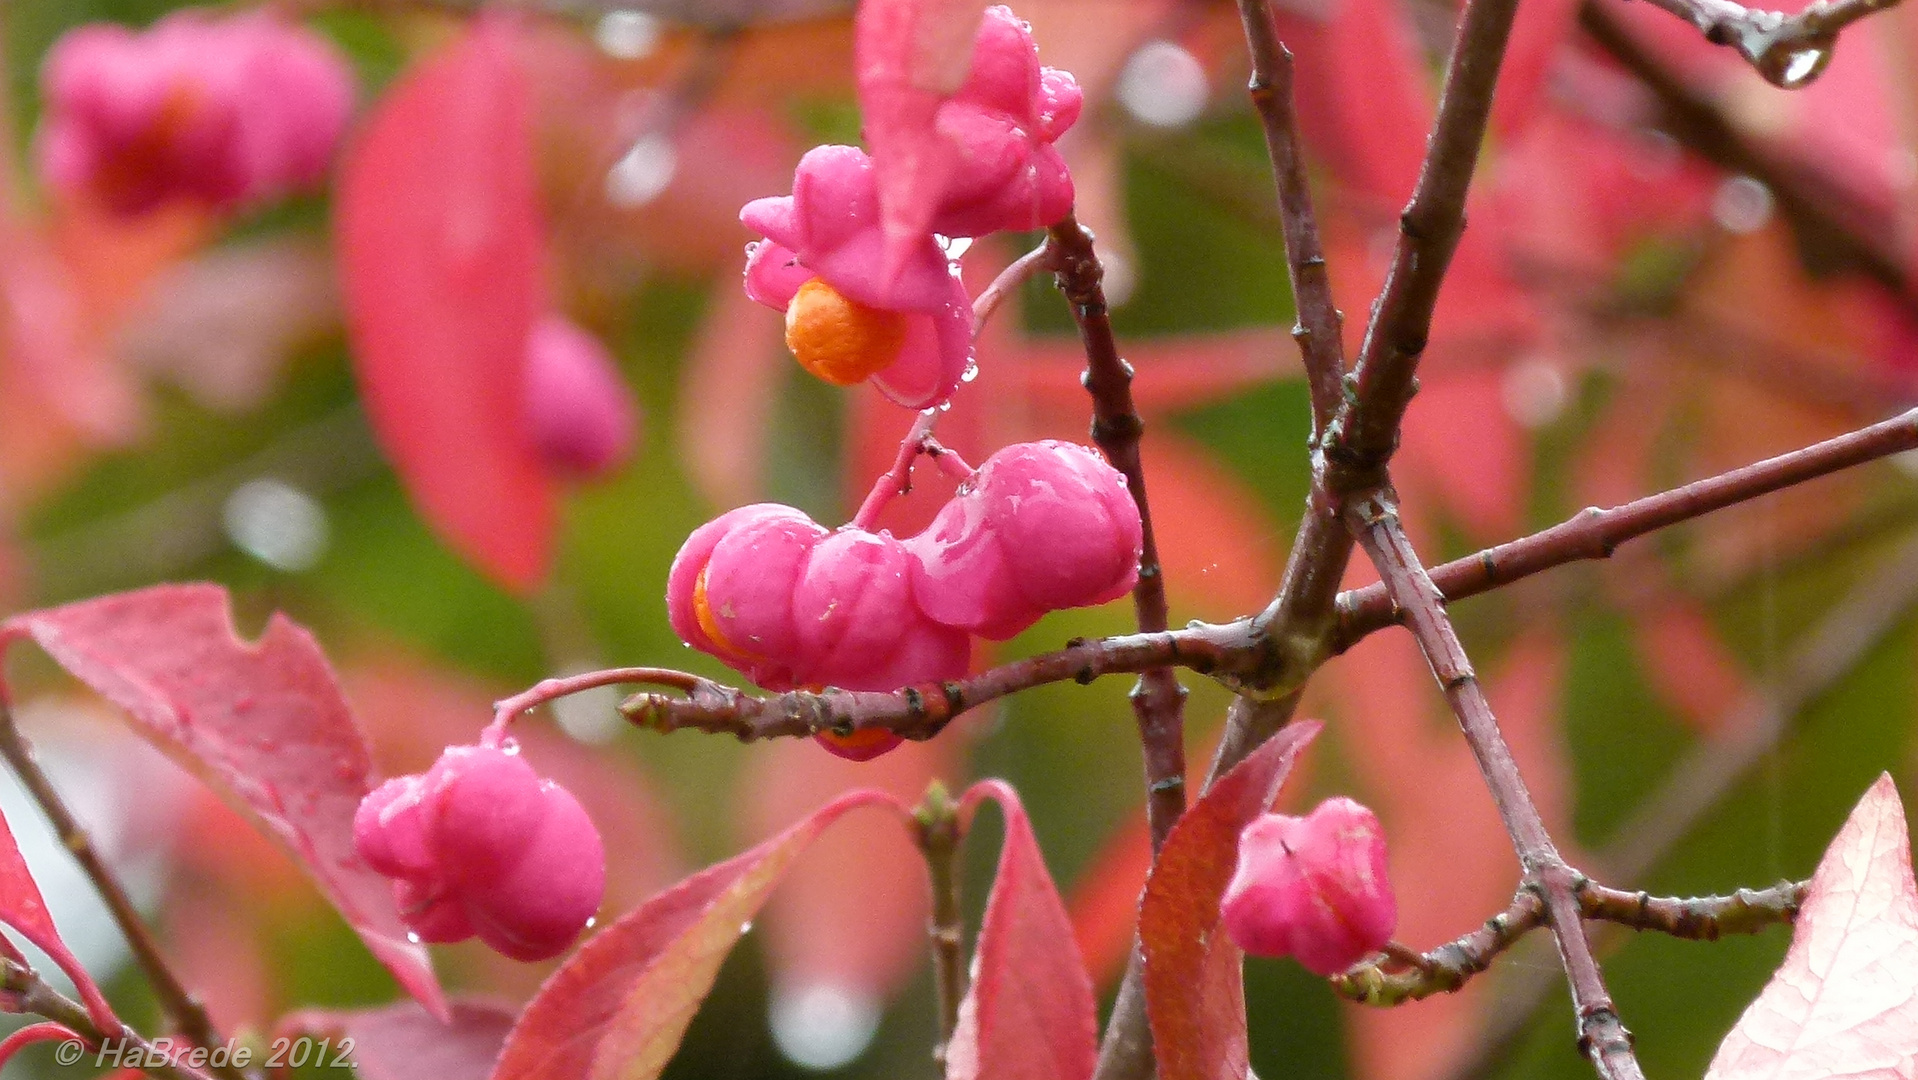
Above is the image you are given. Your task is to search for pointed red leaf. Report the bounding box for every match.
[1705,774,1918,1079]
[282,1000,516,1080]
[946,780,1098,1080]
[490,790,910,1080]
[1140,721,1323,1080]
[739,737,952,1014]
[336,18,555,592]
[0,1022,85,1070]
[0,801,116,1032]
[0,584,444,1018]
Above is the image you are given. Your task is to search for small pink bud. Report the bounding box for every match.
[909,441,1143,639]
[1220,798,1398,977]
[37,13,352,216]
[351,744,605,961]
[523,315,640,479]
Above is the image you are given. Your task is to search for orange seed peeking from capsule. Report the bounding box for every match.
[784,278,908,386]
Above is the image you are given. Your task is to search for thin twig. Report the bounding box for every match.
[1578,0,1915,307]
[1047,218,1191,854]
[1236,0,1346,439]
[1350,494,1645,1080]
[971,243,1051,337]
[1,959,214,1080]
[1577,879,1806,938]
[1332,407,1918,648]
[1333,889,1547,1006]
[1329,0,1524,490]
[0,703,245,1080]
[620,623,1242,743]
[1628,0,1896,86]
[1441,528,1918,1080]
[913,783,967,1073]
[1332,878,1804,1007]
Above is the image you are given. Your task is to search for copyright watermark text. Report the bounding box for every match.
[51,1035,356,1070]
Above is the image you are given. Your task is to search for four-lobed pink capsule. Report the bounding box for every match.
[353,743,606,962]
[667,440,1143,759]
[38,12,355,216]
[1221,797,1399,977]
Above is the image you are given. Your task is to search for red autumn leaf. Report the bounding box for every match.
[1140,721,1323,1080]
[0,801,117,1032]
[490,789,910,1080]
[1279,0,1429,204]
[738,737,953,1017]
[1705,773,1918,1079]
[336,17,555,593]
[0,1022,86,1070]
[282,1000,516,1080]
[946,780,1098,1080]
[0,583,445,1018]
[856,0,992,252]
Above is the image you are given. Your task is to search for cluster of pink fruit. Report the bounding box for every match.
[668,440,1143,760]
[354,743,605,961]
[38,11,353,217]
[38,11,638,482]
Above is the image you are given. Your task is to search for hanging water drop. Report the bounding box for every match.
[1756,38,1833,88]
[959,359,979,384]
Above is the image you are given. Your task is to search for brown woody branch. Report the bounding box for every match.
[1236,0,1347,439]
[1047,218,1192,855]
[0,703,246,1080]
[1442,527,1918,1080]
[620,624,1239,743]
[1332,879,1804,1007]
[1,959,213,1080]
[1579,1,1914,304]
[1626,0,1896,86]
[1350,494,1644,1080]
[1333,407,1918,648]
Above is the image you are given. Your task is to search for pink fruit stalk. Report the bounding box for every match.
[523,315,640,479]
[1220,797,1398,977]
[857,3,1081,252]
[353,744,605,961]
[909,440,1143,639]
[667,503,972,760]
[741,145,971,410]
[38,12,353,216]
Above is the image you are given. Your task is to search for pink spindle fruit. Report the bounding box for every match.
[666,504,971,760]
[352,744,605,961]
[524,316,640,479]
[909,441,1142,639]
[856,3,1082,249]
[38,12,353,216]
[1220,797,1398,976]
[741,145,971,410]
